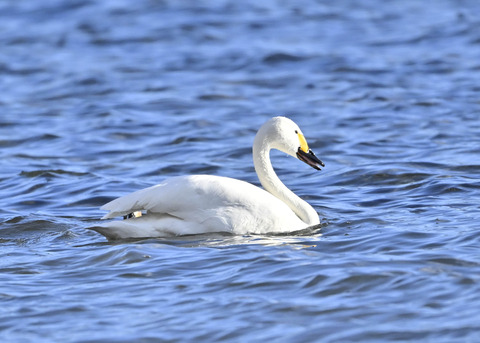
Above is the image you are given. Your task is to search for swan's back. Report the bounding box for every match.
[98,175,306,238]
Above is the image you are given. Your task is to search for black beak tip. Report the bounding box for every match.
[297,148,325,171]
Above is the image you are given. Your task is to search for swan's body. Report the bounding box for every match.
[95,117,324,240]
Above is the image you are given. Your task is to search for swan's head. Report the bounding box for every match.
[256,116,325,170]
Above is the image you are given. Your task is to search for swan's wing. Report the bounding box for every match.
[101,175,203,219]
[100,175,305,236]
[101,175,273,219]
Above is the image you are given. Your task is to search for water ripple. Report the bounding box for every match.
[1,0,480,342]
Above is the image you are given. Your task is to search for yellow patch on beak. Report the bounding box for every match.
[298,133,309,153]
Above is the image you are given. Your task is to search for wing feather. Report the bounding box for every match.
[100,175,304,235]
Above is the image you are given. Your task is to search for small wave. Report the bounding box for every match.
[19,169,89,178]
[262,52,310,64]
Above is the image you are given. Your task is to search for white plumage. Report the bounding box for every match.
[94,116,324,240]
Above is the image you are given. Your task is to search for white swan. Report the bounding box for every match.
[94,116,324,240]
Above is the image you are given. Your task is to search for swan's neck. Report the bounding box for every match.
[253,138,319,226]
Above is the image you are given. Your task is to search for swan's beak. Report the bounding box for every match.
[297,148,325,170]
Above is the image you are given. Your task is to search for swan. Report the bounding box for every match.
[94,116,324,240]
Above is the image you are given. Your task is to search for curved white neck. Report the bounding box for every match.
[253,136,320,226]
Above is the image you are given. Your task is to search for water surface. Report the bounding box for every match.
[1,1,480,342]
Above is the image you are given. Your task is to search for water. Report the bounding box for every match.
[1,0,480,341]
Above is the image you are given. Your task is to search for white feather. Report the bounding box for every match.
[94,117,322,240]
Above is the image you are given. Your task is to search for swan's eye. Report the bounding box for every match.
[295,130,298,134]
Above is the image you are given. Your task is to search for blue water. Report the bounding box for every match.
[1,0,480,342]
